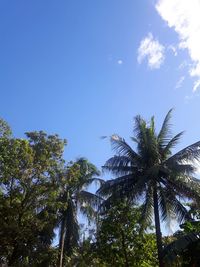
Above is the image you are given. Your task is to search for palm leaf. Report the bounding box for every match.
[163,132,184,157]
[99,175,148,212]
[103,155,137,176]
[164,175,200,202]
[159,186,190,223]
[77,190,103,208]
[165,161,196,175]
[157,109,173,147]
[167,141,200,163]
[82,177,105,189]
[163,233,200,264]
[158,186,174,223]
[97,174,134,196]
[140,187,154,231]
[110,135,140,163]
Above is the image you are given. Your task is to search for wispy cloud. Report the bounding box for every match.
[156,0,200,92]
[137,33,165,69]
[193,79,200,92]
[175,76,185,89]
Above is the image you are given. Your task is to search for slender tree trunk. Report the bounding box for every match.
[59,216,67,267]
[59,231,65,267]
[153,187,164,267]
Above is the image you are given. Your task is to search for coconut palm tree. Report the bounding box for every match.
[57,158,102,267]
[98,110,200,267]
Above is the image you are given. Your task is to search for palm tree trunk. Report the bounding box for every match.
[153,187,164,267]
[59,231,65,267]
[59,216,67,267]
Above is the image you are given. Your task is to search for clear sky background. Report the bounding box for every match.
[1,0,200,179]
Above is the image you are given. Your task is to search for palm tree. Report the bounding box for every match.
[98,110,200,267]
[57,158,102,267]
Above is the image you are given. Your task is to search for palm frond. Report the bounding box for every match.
[165,161,196,175]
[103,155,136,176]
[133,115,147,139]
[97,174,134,196]
[158,186,173,223]
[130,136,139,144]
[157,109,173,147]
[163,233,200,264]
[163,175,200,202]
[133,115,148,154]
[140,187,154,231]
[79,205,97,222]
[110,135,140,163]
[165,188,190,223]
[99,174,148,212]
[77,190,103,208]
[163,132,184,157]
[134,115,160,163]
[81,177,105,190]
[167,141,200,163]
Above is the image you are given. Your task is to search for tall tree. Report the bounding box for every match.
[57,158,101,267]
[0,129,67,266]
[98,110,200,267]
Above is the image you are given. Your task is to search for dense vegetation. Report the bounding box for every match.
[0,111,200,267]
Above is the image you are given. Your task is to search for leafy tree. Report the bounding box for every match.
[60,239,108,267]
[98,110,200,267]
[96,201,158,267]
[0,130,67,266]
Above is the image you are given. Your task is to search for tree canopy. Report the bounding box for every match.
[0,113,200,267]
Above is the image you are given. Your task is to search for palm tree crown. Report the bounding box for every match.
[98,109,200,267]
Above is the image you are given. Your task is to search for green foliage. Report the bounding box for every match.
[0,127,67,266]
[0,114,200,267]
[0,118,12,138]
[96,202,158,266]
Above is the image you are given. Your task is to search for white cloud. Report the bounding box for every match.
[175,76,185,89]
[193,79,200,92]
[137,33,165,69]
[156,0,200,91]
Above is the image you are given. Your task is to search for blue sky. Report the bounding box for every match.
[1,0,200,180]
